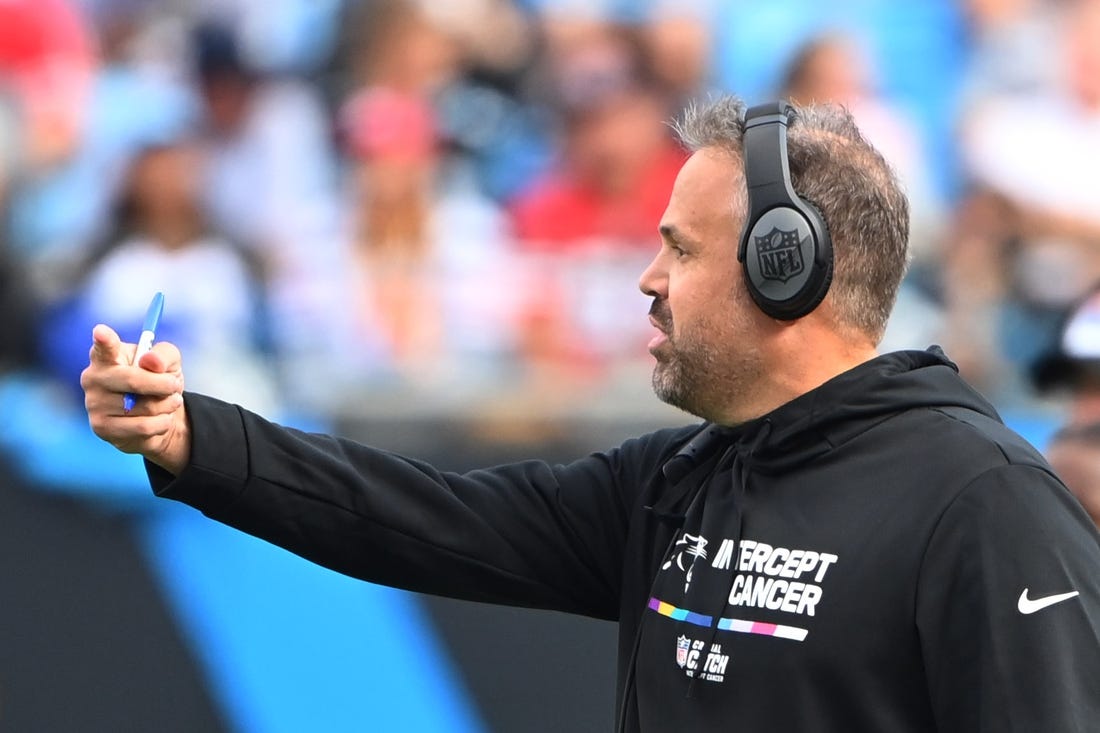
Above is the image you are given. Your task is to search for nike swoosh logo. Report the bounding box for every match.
[1017,588,1080,615]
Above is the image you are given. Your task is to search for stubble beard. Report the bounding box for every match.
[650,307,763,424]
[652,338,725,420]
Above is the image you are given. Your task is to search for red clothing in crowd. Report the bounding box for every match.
[510,144,687,251]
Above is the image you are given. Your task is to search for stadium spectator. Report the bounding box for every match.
[0,0,94,174]
[1032,282,1100,527]
[956,0,1061,102]
[778,30,946,353]
[339,0,449,375]
[1032,284,1100,423]
[506,21,685,384]
[948,0,1100,398]
[1046,425,1100,528]
[5,0,198,294]
[510,21,683,249]
[43,138,279,413]
[421,0,551,203]
[188,19,375,411]
[338,0,521,389]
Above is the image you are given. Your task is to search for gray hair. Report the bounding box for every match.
[672,95,910,343]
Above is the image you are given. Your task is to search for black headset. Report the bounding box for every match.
[737,101,833,320]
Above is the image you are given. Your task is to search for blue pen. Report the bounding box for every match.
[123,292,165,413]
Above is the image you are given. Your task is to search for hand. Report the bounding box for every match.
[80,323,191,475]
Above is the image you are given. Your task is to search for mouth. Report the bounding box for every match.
[648,330,668,354]
[647,310,672,354]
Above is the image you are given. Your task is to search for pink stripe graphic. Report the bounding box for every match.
[717,616,808,641]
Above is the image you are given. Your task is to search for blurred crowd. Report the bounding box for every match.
[1,0,1099,425]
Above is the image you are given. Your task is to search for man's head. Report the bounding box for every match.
[639,95,910,424]
[1046,424,1100,529]
[1031,284,1100,422]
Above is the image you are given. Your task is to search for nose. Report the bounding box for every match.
[639,250,667,299]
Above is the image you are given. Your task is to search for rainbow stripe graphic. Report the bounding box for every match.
[647,597,713,627]
[647,597,808,641]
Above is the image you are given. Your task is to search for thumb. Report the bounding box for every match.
[138,341,181,375]
[90,324,129,366]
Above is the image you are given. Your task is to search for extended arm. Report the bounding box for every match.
[146,392,646,618]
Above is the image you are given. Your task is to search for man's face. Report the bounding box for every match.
[639,146,765,423]
[1047,438,1100,529]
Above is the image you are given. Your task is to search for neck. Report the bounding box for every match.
[719,324,879,426]
[141,211,203,251]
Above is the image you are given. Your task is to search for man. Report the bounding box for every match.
[1047,424,1100,528]
[82,97,1100,732]
[1032,282,1100,529]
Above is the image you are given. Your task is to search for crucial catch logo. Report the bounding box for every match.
[675,635,729,682]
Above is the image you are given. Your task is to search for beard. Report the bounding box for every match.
[649,298,762,422]
[651,337,725,419]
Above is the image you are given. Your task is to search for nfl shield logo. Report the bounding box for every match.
[755,227,807,283]
[676,635,691,668]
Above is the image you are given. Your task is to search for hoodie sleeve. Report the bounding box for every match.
[916,463,1100,732]
[146,393,669,620]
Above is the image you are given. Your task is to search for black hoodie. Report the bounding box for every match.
[150,349,1100,732]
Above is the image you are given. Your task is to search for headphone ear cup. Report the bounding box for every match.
[740,201,833,320]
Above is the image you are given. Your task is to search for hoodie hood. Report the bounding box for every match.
[668,348,1001,478]
[737,347,1001,473]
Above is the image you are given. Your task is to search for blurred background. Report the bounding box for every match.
[2,0,1099,730]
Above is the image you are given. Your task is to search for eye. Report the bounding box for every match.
[670,243,687,258]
